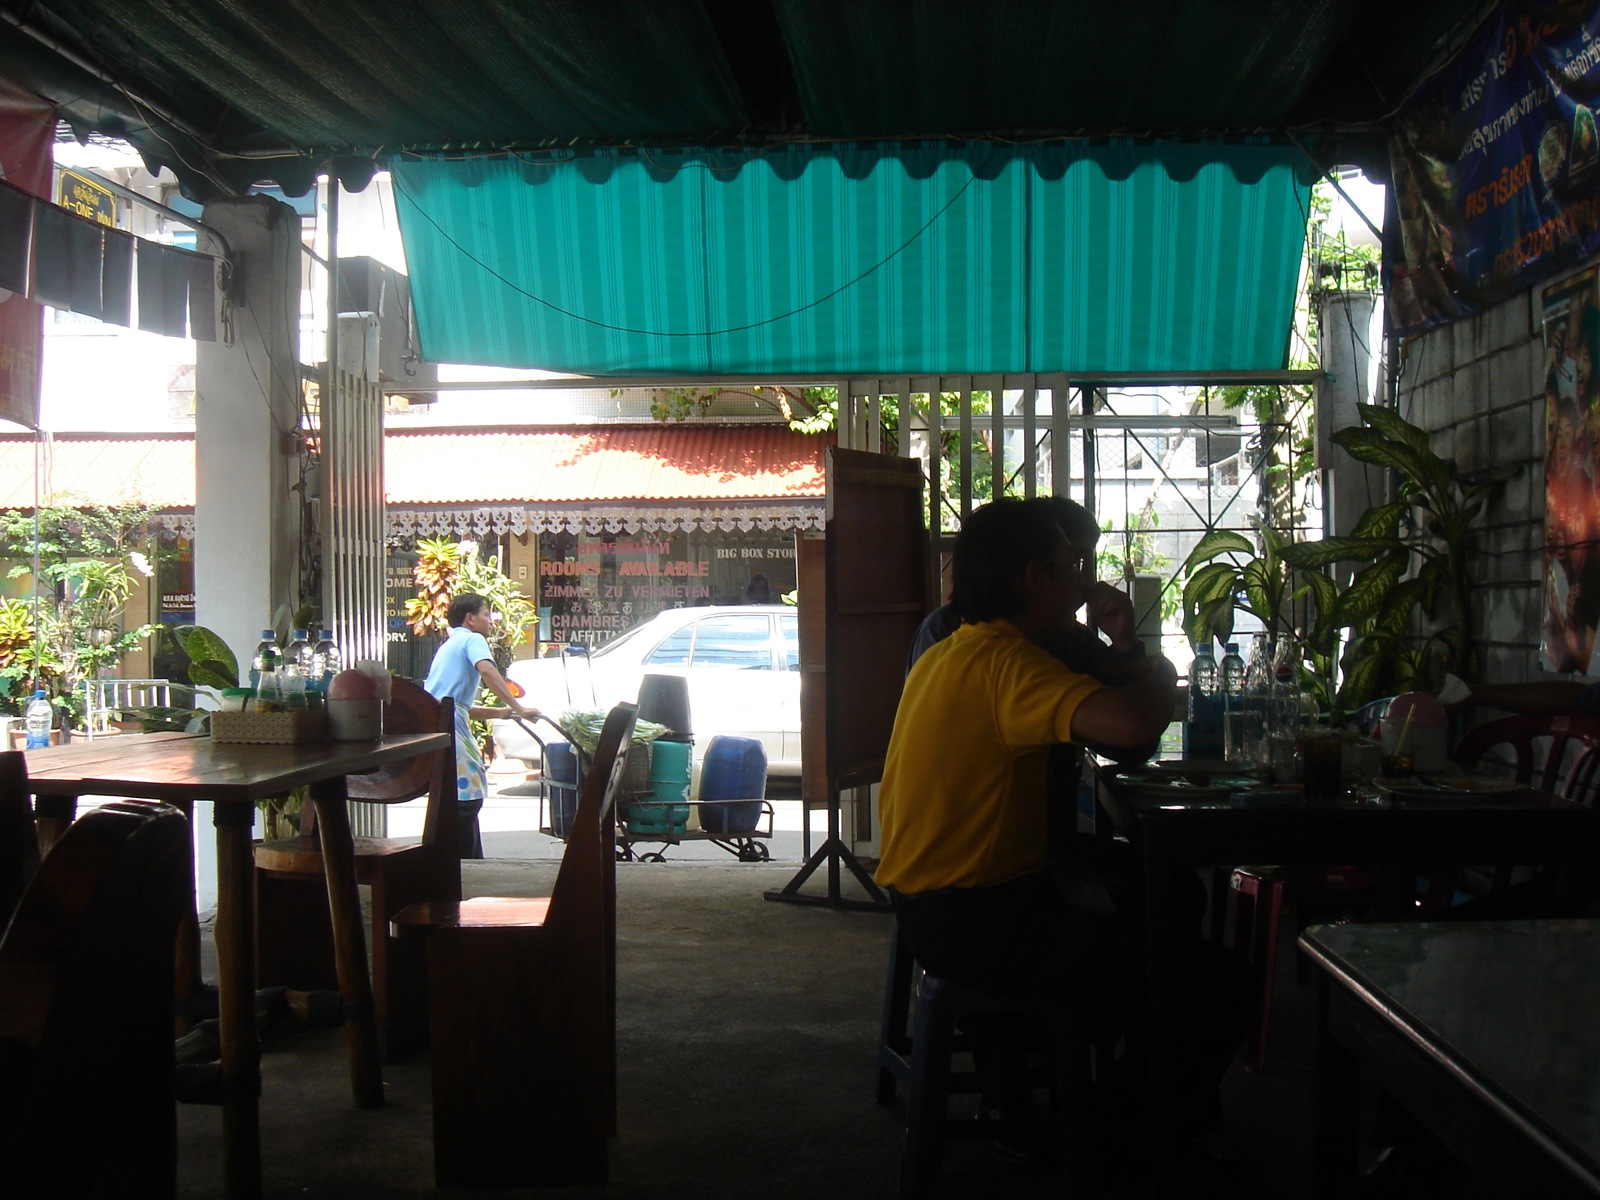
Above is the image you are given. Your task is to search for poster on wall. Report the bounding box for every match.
[0,76,54,430]
[1389,5,1600,335]
[1540,267,1600,672]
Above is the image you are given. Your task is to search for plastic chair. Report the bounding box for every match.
[1424,710,1600,908]
[253,678,459,1060]
[0,792,190,1199]
[80,677,173,739]
[393,701,638,1188]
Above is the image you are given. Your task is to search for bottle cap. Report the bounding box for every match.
[260,628,274,639]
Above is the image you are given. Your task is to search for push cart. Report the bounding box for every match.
[506,715,774,863]
[615,795,776,863]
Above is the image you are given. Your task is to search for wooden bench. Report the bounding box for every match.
[393,701,637,1187]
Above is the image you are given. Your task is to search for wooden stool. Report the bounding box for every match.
[898,968,1092,1198]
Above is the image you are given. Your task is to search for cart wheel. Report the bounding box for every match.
[738,842,769,862]
[640,851,667,864]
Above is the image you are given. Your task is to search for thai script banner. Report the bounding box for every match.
[1390,4,1600,335]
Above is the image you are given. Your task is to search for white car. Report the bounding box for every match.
[491,605,802,780]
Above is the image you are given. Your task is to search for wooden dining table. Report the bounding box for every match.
[24,729,451,1200]
[1091,762,1600,1199]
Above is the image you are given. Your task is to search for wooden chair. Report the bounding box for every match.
[0,793,189,1199]
[253,678,458,1059]
[0,750,38,925]
[393,701,638,1188]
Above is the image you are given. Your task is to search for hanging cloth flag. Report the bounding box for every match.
[136,238,190,338]
[101,228,134,328]
[0,182,32,295]
[33,201,105,318]
[182,246,217,342]
[0,76,54,430]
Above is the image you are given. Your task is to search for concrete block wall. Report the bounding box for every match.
[1394,278,1563,683]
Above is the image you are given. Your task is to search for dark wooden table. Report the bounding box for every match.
[24,730,451,1200]
[1092,765,1600,1198]
[1302,919,1600,1199]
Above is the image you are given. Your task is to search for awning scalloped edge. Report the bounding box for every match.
[385,505,825,542]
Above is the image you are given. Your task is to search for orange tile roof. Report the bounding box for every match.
[0,426,831,509]
[385,426,829,504]
[0,434,196,508]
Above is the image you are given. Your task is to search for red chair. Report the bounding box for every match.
[1219,696,1397,1073]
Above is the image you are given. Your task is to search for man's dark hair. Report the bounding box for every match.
[1045,495,1100,549]
[951,498,1066,623]
[448,593,487,628]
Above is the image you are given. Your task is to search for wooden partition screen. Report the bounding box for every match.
[766,448,929,910]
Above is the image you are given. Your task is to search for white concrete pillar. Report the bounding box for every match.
[1316,291,1387,570]
[190,196,302,910]
[193,196,301,676]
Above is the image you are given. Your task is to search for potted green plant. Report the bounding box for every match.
[1180,404,1516,715]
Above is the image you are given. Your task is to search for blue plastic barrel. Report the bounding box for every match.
[698,736,767,834]
[544,741,581,837]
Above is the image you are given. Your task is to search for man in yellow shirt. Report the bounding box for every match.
[876,497,1248,1184]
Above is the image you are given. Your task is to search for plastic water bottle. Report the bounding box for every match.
[1268,660,1300,783]
[250,629,280,690]
[1242,638,1272,768]
[1184,642,1223,758]
[311,627,341,689]
[1220,641,1246,762]
[24,690,53,749]
[284,628,312,679]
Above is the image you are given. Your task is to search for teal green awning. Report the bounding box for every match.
[391,141,1315,376]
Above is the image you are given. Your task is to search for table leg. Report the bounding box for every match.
[1313,978,1362,1200]
[310,777,384,1108]
[213,802,263,1200]
[1142,825,1182,1199]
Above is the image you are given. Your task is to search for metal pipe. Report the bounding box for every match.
[380,369,1322,395]
[54,168,235,261]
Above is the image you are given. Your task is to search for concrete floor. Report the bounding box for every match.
[176,840,1338,1200]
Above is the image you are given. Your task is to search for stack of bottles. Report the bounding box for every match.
[249,625,341,711]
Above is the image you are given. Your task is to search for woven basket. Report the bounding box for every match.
[211,709,328,744]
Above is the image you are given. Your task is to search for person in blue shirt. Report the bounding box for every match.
[424,593,536,857]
